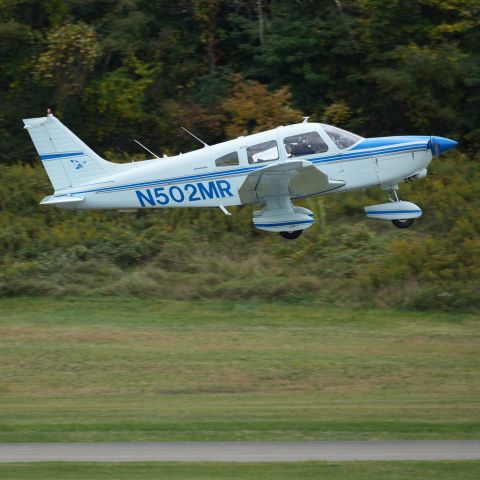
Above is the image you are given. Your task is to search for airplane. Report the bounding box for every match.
[23,111,457,240]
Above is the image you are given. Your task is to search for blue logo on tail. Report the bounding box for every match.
[71,159,86,170]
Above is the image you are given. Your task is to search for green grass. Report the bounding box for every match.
[0,462,479,480]
[0,298,479,442]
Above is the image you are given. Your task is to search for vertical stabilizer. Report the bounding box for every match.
[23,113,116,190]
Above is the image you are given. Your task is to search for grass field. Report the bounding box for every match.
[0,298,478,442]
[0,462,479,479]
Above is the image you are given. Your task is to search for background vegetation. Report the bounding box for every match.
[0,0,479,310]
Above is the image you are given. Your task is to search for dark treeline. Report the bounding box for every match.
[0,1,479,311]
[1,0,480,163]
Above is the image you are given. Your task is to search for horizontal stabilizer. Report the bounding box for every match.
[40,195,84,206]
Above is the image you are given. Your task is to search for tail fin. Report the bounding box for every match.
[23,113,118,190]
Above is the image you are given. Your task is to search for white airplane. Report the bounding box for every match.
[23,112,457,239]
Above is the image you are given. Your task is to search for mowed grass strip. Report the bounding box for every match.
[0,298,478,442]
[0,462,479,480]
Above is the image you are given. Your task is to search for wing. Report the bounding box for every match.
[238,160,344,204]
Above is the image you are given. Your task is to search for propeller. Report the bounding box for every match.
[428,135,457,156]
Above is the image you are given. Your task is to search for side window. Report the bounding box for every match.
[215,151,239,167]
[283,131,328,157]
[247,140,279,164]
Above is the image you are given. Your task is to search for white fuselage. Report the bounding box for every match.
[53,123,432,211]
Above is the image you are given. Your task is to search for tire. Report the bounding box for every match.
[279,230,303,240]
[392,218,415,229]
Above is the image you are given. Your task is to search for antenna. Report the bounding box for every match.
[302,116,310,123]
[134,139,161,159]
[181,126,209,147]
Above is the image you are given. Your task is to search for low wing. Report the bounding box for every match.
[238,160,344,204]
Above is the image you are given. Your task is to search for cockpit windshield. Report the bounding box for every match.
[321,125,362,150]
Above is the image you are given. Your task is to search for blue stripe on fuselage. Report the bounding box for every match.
[67,141,428,196]
[350,136,430,150]
[312,142,427,164]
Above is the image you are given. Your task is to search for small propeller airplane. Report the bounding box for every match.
[23,111,457,239]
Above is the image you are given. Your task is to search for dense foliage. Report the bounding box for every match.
[1,0,480,160]
[1,150,479,311]
[0,1,479,310]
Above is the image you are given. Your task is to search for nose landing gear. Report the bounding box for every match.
[388,189,416,229]
[364,185,422,227]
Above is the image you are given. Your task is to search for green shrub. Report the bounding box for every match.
[0,151,479,311]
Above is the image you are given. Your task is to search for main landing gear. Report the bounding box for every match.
[279,230,303,240]
[392,218,415,229]
[388,188,416,229]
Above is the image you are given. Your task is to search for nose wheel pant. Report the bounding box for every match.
[388,188,416,229]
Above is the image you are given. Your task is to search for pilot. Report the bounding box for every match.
[332,133,347,149]
[292,135,314,155]
[285,143,293,157]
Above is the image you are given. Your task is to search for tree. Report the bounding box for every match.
[33,23,100,100]
[221,75,302,137]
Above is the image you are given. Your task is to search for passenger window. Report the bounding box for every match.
[247,140,279,164]
[215,151,239,167]
[283,131,328,157]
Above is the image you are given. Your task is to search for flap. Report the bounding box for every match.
[289,165,344,199]
[239,160,344,204]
